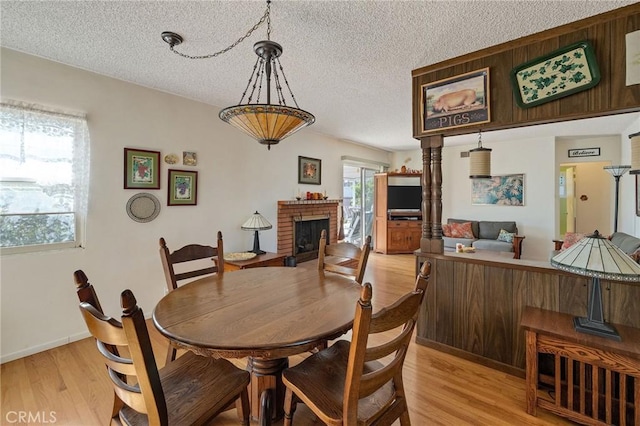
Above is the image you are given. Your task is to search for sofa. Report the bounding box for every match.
[442,218,525,259]
[553,231,640,263]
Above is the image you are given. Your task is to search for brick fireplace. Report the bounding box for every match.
[277,200,339,261]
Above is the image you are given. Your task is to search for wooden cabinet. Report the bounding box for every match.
[373,172,422,254]
[387,221,421,253]
[522,307,640,425]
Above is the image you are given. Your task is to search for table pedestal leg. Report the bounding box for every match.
[246,357,289,423]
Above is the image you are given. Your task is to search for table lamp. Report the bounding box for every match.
[550,230,640,341]
[241,211,272,255]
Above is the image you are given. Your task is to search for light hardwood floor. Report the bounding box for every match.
[1,253,571,425]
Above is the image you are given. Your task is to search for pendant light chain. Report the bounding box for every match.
[276,58,301,109]
[477,129,482,148]
[239,57,262,104]
[168,1,271,60]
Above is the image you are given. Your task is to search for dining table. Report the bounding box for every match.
[152,266,362,424]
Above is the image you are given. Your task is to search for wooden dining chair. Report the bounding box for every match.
[159,231,225,292]
[79,288,250,426]
[317,229,372,284]
[159,233,225,362]
[282,261,431,426]
[74,270,126,420]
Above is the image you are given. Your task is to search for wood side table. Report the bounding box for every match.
[521,307,640,425]
[224,252,286,271]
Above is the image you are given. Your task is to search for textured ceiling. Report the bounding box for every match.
[1,0,637,151]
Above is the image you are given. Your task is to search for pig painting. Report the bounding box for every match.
[432,89,479,113]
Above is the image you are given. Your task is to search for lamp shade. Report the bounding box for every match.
[630,132,640,174]
[551,232,640,282]
[219,104,315,149]
[603,165,631,178]
[241,211,273,231]
[469,146,492,179]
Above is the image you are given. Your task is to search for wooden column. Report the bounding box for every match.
[419,135,444,254]
[421,143,432,239]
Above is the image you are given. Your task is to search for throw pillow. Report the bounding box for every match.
[449,221,474,239]
[561,232,586,250]
[442,223,452,237]
[497,229,515,244]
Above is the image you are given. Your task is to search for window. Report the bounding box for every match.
[0,101,90,253]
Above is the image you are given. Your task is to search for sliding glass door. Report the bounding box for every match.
[342,165,376,246]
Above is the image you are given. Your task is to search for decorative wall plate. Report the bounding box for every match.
[164,153,179,164]
[126,192,161,223]
[224,252,257,261]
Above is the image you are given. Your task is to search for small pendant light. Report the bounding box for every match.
[469,130,492,179]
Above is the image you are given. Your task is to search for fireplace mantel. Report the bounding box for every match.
[278,199,342,206]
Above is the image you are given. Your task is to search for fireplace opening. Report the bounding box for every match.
[294,215,329,263]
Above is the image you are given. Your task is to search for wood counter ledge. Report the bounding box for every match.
[414,251,640,376]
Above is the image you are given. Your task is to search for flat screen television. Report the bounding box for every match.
[387,185,421,211]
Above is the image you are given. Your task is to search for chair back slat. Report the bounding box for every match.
[317,229,372,283]
[79,303,129,346]
[169,244,216,263]
[174,267,219,281]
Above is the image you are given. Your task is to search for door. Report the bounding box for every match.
[343,164,376,247]
[558,162,611,236]
[559,166,576,235]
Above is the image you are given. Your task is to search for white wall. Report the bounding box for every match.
[0,48,391,362]
[442,137,556,261]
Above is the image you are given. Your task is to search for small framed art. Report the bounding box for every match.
[167,169,198,206]
[124,148,160,189]
[298,156,321,185]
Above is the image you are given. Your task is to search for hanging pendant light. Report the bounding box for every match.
[469,130,492,179]
[161,0,314,150]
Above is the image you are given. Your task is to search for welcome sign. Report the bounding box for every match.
[568,148,600,158]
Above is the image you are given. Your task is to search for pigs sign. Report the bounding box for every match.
[421,68,490,133]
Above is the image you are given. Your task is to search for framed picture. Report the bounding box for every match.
[510,40,600,109]
[183,151,197,166]
[124,148,160,189]
[472,174,524,206]
[298,156,321,185]
[420,67,490,134]
[167,169,198,206]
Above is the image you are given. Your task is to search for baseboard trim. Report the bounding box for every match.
[1,313,153,364]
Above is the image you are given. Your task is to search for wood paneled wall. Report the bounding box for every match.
[416,254,640,375]
[412,4,640,139]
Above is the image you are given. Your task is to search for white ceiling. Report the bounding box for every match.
[1,0,637,151]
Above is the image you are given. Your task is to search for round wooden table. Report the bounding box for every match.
[152,266,361,423]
